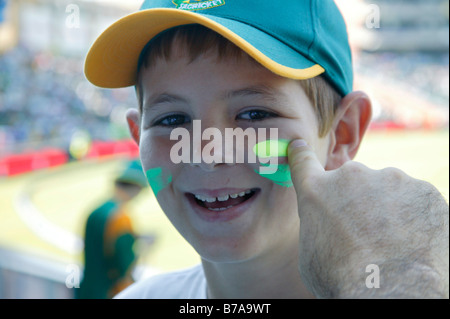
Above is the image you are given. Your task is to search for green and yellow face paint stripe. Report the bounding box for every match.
[253,139,290,158]
[253,139,293,187]
[145,167,172,196]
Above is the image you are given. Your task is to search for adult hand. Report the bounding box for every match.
[288,139,449,298]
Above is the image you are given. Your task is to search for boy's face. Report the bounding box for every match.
[133,43,331,263]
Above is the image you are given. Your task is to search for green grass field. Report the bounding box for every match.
[0,129,448,274]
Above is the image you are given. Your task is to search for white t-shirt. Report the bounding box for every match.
[115,264,208,299]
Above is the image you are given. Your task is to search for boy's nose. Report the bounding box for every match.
[190,127,233,172]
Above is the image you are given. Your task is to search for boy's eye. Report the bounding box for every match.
[237,109,278,121]
[154,114,191,127]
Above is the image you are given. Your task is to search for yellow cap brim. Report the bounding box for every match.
[84,8,325,88]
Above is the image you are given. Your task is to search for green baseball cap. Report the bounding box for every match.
[85,0,353,97]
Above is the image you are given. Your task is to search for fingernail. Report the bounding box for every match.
[290,139,308,149]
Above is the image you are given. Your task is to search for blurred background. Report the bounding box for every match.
[0,0,448,298]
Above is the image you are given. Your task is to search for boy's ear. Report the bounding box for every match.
[325,91,372,170]
[126,108,141,146]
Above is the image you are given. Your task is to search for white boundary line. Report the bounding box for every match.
[13,192,84,255]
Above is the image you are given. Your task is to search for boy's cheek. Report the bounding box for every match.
[139,135,176,167]
[139,135,179,197]
[139,135,178,177]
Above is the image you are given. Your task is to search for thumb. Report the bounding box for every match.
[288,139,325,189]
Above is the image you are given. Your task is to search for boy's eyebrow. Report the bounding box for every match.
[144,85,290,110]
[223,85,288,104]
[144,93,189,110]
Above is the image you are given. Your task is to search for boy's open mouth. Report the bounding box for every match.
[188,188,260,212]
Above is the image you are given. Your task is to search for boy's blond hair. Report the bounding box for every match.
[136,25,342,137]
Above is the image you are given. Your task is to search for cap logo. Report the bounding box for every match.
[172,0,225,11]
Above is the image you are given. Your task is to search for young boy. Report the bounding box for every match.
[84,0,449,298]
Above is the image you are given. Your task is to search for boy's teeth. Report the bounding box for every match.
[194,190,253,202]
[208,206,233,211]
[217,194,229,202]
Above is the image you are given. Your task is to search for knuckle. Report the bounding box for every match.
[339,161,368,177]
[380,167,411,189]
[381,167,406,180]
[332,161,373,192]
[343,160,365,172]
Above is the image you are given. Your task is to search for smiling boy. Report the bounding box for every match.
[85,0,449,298]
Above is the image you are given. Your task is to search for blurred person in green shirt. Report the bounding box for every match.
[77,159,147,299]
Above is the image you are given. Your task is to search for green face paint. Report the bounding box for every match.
[254,163,293,187]
[253,139,290,158]
[145,167,172,196]
[253,139,293,187]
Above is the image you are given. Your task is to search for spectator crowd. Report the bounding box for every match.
[0,46,137,156]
